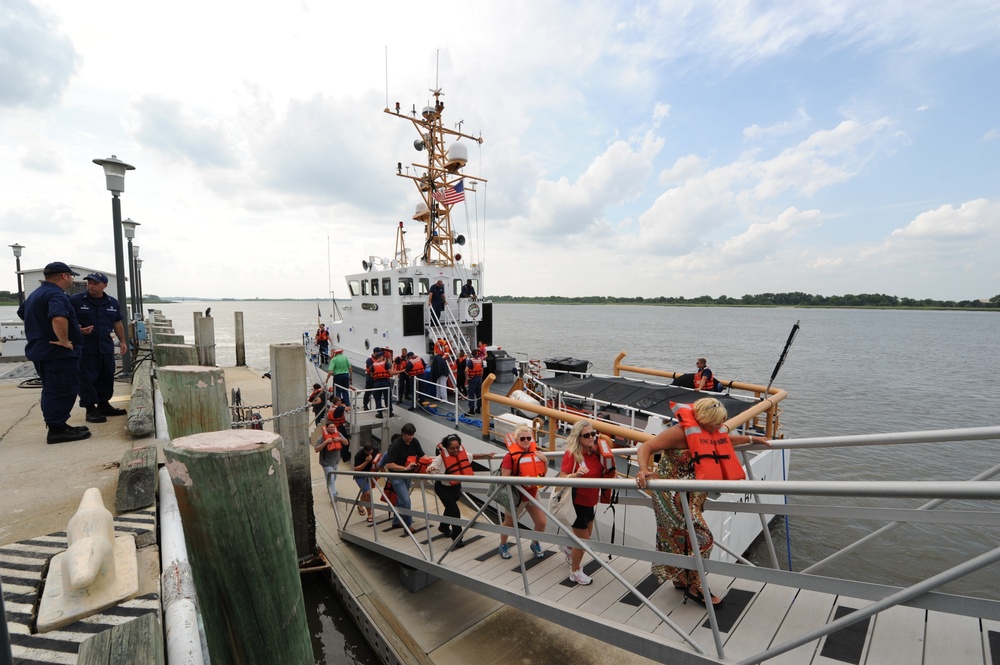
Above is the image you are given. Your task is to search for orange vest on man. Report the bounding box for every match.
[671,402,745,481]
[467,357,484,377]
[372,359,392,380]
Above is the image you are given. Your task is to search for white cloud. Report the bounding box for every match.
[982,128,1000,142]
[0,0,78,109]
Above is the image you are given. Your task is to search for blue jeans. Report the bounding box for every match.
[389,477,412,528]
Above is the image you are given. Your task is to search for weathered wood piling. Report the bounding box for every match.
[157,366,231,438]
[163,430,312,665]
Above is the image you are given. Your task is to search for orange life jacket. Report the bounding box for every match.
[322,429,344,451]
[315,329,330,342]
[326,407,347,428]
[434,338,451,357]
[694,369,715,391]
[309,388,324,403]
[393,358,407,374]
[372,360,392,380]
[671,402,745,481]
[596,435,618,503]
[437,445,475,485]
[503,434,547,488]
[467,358,484,377]
[407,357,426,376]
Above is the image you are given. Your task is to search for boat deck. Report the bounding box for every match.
[324,479,1000,665]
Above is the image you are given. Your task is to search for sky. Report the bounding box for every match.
[1,1,998,301]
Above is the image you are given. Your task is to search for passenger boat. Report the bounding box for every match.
[304,83,790,562]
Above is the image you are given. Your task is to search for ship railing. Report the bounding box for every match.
[423,305,470,392]
[410,375,461,425]
[612,351,788,439]
[332,437,1000,663]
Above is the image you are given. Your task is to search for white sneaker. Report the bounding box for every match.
[561,546,573,565]
[569,569,592,585]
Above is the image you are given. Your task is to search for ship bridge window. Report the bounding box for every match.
[360,280,369,296]
[419,278,430,296]
[382,277,392,295]
[452,279,462,295]
[370,279,380,296]
[398,278,414,296]
[349,280,361,297]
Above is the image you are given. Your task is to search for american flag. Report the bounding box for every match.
[431,180,465,206]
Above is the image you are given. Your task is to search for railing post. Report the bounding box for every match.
[163,429,312,665]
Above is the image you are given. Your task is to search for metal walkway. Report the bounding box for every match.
[329,427,1000,665]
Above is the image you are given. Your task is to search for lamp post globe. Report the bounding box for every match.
[9,243,25,306]
[93,155,136,377]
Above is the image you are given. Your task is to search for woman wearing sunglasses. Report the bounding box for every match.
[557,420,603,585]
[497,425,548,560]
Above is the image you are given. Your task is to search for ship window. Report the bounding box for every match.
[360,280,369,296]
[398,278,414,296]
[371,279,380,296]
[382,277,392,295]
[349,280,361,297]
[418,278,430,296]
[452,279,462,295]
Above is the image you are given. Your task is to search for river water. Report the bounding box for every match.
[148,301,1000,596]
[5,301,997,659]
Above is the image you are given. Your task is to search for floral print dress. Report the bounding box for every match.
[649,448,714,587]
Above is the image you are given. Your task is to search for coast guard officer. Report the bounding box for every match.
[18,261,90,444]
[70,272,127,423]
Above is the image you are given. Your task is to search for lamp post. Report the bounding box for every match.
[122,218,140,320]
[134,258,143,319]
[131,245,140,321]
[9,243,25,306]
[93,155,135,377]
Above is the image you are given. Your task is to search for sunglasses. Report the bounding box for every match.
[518,436,532,442]
[580,431,597,439]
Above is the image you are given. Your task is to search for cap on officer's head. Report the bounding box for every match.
[43,262,79,276]
[84,272,109,284]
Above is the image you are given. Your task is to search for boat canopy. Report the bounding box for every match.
[541,373,756,421]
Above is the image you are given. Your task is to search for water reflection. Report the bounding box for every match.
[302,572,380,664]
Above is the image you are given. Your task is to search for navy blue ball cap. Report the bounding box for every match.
[43,261,79,276]
[84,272,108,284]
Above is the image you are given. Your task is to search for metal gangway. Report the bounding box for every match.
[328,426,1000,665]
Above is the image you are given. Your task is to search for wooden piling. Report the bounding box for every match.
[151,332,184,346]
[154,344,198,367]
[194,315,216,367]
[270,343,314,558]
[235,312,246,367]
[158,366,231,438]
[163,430,312,665]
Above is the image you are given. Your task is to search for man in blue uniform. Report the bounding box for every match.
[71,272,128,423]
[17,262,90,444]
[428,279,446,320]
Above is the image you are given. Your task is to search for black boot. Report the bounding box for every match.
[98,402,127,417]
[85,408,107,423]
[47,424,91,444]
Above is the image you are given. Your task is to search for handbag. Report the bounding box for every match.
[487,467,513,509]
[548,462,578,525]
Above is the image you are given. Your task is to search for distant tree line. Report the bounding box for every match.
[489,292,1000,309]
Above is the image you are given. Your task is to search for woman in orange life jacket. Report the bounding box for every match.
[352,440,378,523]
[313,422,348,506]
[497,425,549,560]
[426,434,496,545]
[557,420,604,586]
[635,397,770,607]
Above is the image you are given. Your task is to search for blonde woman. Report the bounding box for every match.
[557,420,603,585]
[497,425,548,560]
[635,398,769,606]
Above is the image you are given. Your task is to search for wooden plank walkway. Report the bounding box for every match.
[333,492,999,665]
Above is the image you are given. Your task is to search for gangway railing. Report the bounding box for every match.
[329,425,1000,664]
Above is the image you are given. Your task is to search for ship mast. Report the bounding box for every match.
[386,89,484,267]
